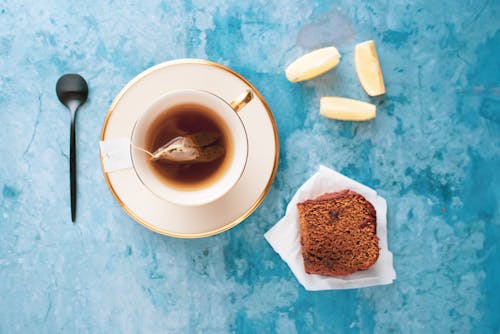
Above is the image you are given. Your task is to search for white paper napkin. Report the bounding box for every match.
[99,138,133,172]
[265,165,396,290]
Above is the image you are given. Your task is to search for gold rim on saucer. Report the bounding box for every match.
[99,59,280,238]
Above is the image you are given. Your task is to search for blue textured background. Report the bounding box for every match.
[1,1,499,333]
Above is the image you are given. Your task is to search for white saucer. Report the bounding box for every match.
[99,59,279,238]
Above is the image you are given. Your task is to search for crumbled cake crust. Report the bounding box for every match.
[297,190,379,276]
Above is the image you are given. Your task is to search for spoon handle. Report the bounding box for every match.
[70,109,77,222]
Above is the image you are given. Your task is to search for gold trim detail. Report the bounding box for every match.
[99,59,280,238]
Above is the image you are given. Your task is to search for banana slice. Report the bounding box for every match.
[320,97,376,121]
[354,40,386,96]
[285,47,341,82]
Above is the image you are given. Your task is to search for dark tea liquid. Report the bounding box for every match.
[145,104,232,190]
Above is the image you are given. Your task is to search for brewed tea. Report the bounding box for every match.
[144,103,232,190]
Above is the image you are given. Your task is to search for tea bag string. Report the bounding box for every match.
[130,143,154,157]
[131,136,186,161]
[130,136,189,159]
[131,132,225,164]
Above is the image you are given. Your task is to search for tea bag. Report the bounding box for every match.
[150,131,225,163]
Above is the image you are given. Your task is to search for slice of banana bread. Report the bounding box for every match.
[297,189,379,276]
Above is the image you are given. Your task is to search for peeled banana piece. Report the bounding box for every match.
[285,47,341,82]
[320,97,376,121]
[354,40,386,96]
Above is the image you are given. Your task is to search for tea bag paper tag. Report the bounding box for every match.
[264,165,396,290]
[99,138,133,172]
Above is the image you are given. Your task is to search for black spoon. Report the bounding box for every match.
[56,74,89,222]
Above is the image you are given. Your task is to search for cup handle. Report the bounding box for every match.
[230,90,253,112]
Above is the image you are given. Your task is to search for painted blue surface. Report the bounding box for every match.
[0,1,499,333]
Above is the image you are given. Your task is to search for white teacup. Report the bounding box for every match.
[131,89,251,206]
